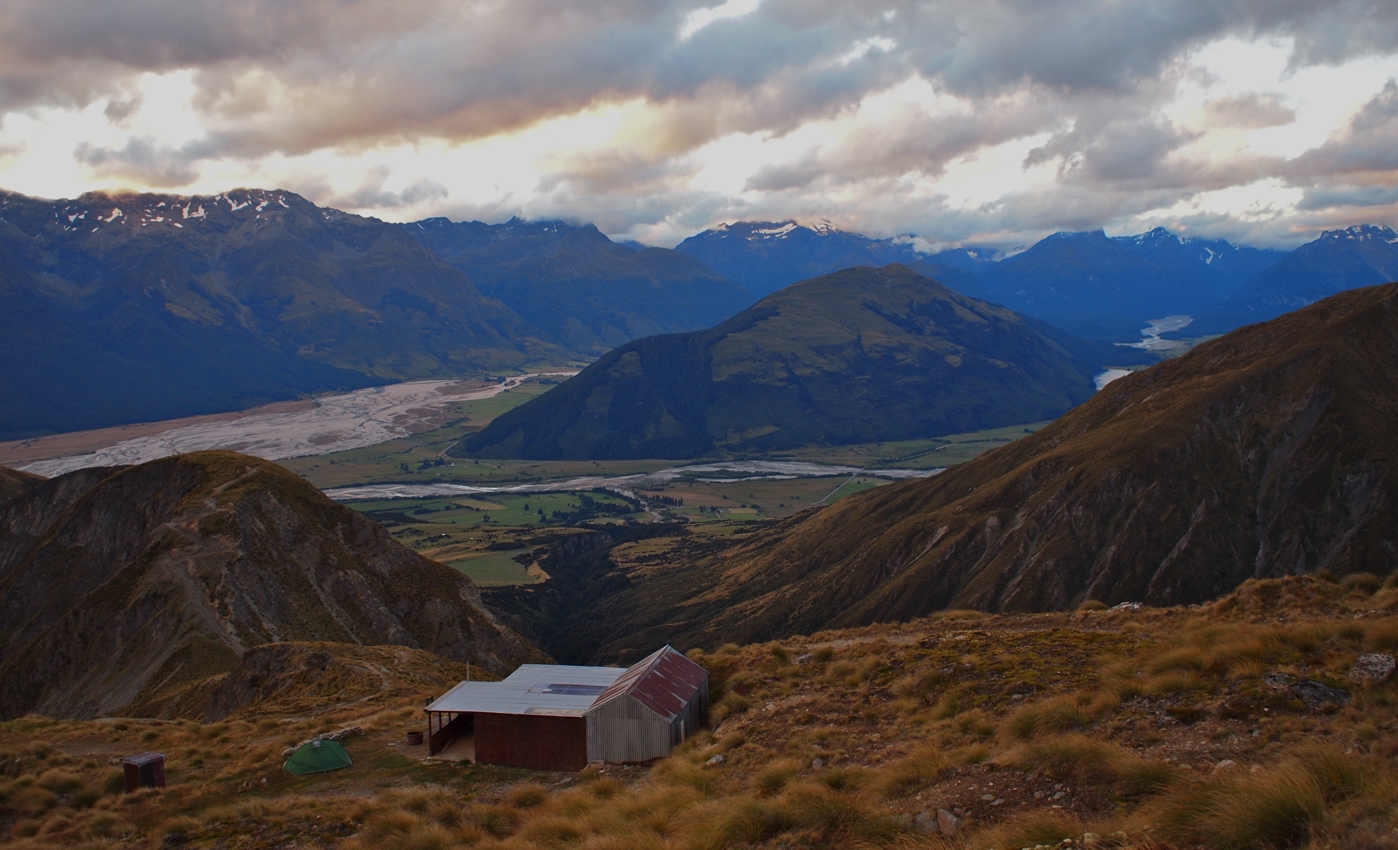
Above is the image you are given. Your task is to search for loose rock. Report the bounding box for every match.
[1290,679,1351,710]
[1350,653,1395,686]
[937,808,962,836]
[913,811,938,835]
[705,754,726,766]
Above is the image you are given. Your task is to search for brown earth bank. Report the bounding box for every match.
[0,575,1394,850]
[0,451,542,721]
[550,283,1398,653]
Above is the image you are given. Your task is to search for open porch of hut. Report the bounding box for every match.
[424,646,708,771]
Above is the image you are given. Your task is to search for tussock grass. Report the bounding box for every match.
[0,576,1391,850]
[1009,734,1176,798]
[973,809,1083,850]
[750,759,801,797]
[506,782,548,808]
[1148,745,1395,850]
[874,745,948,798]
[1001,695,1087,740]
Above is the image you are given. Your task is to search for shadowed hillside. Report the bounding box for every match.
[0,451,541,720]
[612,283,1398,647]
[475,285,1398,658]
[453,264,1152,459]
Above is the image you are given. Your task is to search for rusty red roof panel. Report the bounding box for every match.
[590,646,707,720]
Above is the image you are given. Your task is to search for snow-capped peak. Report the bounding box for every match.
[1322,223,1398,243]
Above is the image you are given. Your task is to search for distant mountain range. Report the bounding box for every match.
[404,216,754,354]
[4,183,1393,443]
[0,451,540,720]
[675,220,1292,339]
[673,219,988,299]
[452,264,1153,459]
[1192,224,1398,332]
[0,189,749,440]
[485,283,1398,654]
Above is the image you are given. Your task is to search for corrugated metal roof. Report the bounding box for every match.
[426,664,626,717]
[590,646,707,720]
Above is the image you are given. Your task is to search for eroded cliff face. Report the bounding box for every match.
[0,451,541,720]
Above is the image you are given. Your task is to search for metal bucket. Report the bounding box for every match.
[406,730,424,746]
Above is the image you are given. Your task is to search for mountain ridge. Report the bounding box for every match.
[0,450,542,720]
[453,264,1154,460]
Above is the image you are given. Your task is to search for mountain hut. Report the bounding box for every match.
[425,645,708,771]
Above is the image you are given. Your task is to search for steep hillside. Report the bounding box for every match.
[0,189,565,440]
[673,220,987,299]
[452,265,1151,459]
[0,451,540,720]
[406,217,754,353]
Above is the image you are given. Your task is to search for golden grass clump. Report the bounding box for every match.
[971,809,1084,850]
[750,759,801,797]
[1148,745,1395,850]
[1001,695,1087,741]
[874,744,948,798]
[1009,734,1176,798]
[506,782,549,809]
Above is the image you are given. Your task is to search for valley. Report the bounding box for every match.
[6,7,1398,849]
[8,373,579,478]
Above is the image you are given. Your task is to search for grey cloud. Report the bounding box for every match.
[1291,80,1398,177]
[1297,183,1398,210]
[747,94,1066,192]
[74,136,199,186]
[1203,93,1295,129]
[4,0,1398,253]
[4,0,1397,160]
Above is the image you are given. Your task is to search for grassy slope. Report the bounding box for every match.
[1,575,1395,850]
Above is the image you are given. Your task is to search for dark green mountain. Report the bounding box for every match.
[405,217,754,354]
[452,264,1153,460]
[0,189,567,440]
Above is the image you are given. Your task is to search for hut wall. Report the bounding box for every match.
[586,695,673,764]
[476,713,588,771]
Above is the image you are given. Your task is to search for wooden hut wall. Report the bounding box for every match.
[476,714,588,771]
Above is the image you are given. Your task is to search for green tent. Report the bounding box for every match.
[283,739,353,775]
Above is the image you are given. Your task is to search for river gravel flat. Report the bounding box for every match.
[21,374,574,477]
[323,461,941,502]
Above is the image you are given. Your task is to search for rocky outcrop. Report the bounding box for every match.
[0,451,541,720]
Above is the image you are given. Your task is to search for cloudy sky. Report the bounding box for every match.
[2,0,1397,250]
